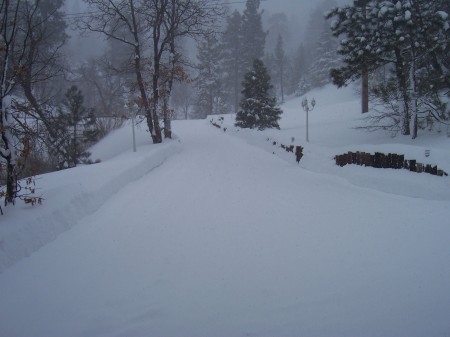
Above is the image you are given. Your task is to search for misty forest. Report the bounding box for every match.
[0,0,449,336]
[1,0,448,206]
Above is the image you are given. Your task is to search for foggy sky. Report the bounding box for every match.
[231,0,350,14]
[232,0,314,13]
[64,0,351,62]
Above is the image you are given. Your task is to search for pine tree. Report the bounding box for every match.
[405,0,449,137]
[241,0,266,72]
[304,0,338,68]
[235,59,282,130]
[54,86,98,169]
[309,21,340,87]
[368,0,449,137]
[273,34,287,102]
[194,34,226,118]
[327,0,449,137]
[289,43,308,95]
[221,10,244,114]
[326,0,377,114]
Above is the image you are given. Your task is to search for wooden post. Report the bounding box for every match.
[295,146,303,163]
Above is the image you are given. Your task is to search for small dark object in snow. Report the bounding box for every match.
[295,146,304,163]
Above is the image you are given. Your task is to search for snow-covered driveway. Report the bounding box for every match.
[0,120,449,337]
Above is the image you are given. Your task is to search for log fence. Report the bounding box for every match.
[335,151,448,177]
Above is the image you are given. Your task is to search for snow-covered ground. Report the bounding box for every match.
[1,84,449,337]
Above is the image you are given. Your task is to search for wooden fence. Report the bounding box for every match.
[335,151,448,177]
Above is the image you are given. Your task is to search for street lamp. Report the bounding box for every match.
[301,97,316,142]
[124,102,137,152]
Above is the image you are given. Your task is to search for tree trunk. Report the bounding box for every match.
[5,160,16,205]
[234,60,240,114]
[130,0,162,144]
[410,44,418,140]
[151,73,163,143]
[361,66,369,113]
[0,100,16,205]
[394,48,410,135]
[280,61,284,103]
[73,124,77,166]
[163,93,172,139]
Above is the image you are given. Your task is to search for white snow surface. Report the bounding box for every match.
[1,84,450,337]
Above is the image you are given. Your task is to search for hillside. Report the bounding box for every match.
[1,84,449,337]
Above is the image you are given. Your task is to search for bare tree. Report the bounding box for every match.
[144,0,224,138]
[15,0,67,139]
[1,0,67,206]
[75,57,127,137]
[1,0,24,204]
[81,0,162,143]
[81,0,223,141]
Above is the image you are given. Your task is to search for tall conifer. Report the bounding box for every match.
[241,0,266,72]
[235,59,282,130]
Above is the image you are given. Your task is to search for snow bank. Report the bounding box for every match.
[1,116,449,337]
[1,84,450,336]
[209,84,450,201]
[89,119,151,162]
[0,133,181,273]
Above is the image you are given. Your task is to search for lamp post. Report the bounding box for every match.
[301,97,316,142]
[125,103,137,152]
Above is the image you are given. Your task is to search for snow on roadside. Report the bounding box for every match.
[0,128,181,273]
[89,119,151,162]
[2,83,449,274]
[210,84,450,201]
[1,117,449,337]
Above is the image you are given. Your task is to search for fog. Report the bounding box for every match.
[64,0,350,63]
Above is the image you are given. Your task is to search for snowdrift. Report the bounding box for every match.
[0,131,181,273]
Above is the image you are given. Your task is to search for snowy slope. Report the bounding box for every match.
[0,85,449,337]
[214,85,450,200]
[0,122,182,273]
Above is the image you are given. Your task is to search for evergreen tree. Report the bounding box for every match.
[273,34,287,102]
[326,0,377,114]
[194,34,227,118]
[383,0,449,137]
[221,10,244,113]
[235,59,282,130]
[54,86,98,169]
[265,13,289,55]
[241,0,266,72]
[309,20,340,87]
[289,43,308,95]
[327,0,449,137]
[405,0,449,137]
[303,0,337,68]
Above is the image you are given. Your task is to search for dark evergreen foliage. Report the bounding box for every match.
[221,10,244,114]
[235,59,282,130]
[327,0,449,138]
[194,34,226,118]
[273,34,287,102]
[53,86,98,169]
[326,1,380,87]
[241,0,267,72]
[309,21,340,87]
